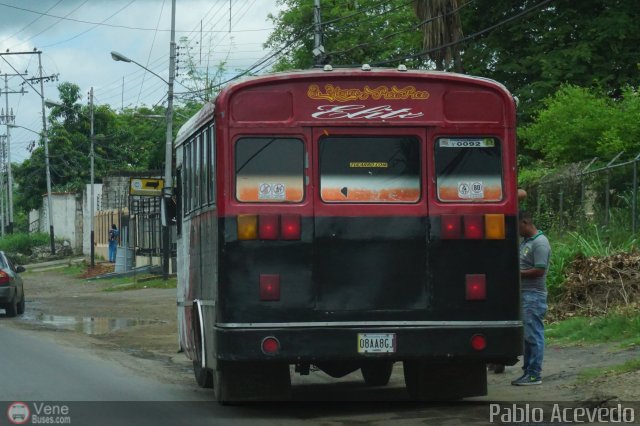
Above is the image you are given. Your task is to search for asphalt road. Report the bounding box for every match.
[0,320,494,425]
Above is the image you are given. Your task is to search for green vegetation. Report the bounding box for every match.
[578,358,640,382]
[0,232,50,254]
[102,276,177,292]
[545,223,637,299]
[61,263,88,277]
[547,310,640,347]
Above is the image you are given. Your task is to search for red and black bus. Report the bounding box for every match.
[175,67,522,402]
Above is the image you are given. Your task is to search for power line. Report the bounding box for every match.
[0,0,63,47]
[373,0,555,66]
[0,2,274,33]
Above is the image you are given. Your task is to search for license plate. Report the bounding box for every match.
[357,333,396,354]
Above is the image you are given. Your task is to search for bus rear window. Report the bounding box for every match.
[320,136,420,203]
[435,137,503,202]
[235,137,304,203]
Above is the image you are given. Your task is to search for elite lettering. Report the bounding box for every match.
[312,104,424,120]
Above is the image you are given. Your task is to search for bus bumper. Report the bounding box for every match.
[214,323,522,364]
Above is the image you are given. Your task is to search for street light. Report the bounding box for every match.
[45,92,96,268]
[110,0,176,280]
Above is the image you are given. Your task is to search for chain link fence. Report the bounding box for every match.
[522,152,640,235]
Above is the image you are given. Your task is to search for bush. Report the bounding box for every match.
[0,232,51,255]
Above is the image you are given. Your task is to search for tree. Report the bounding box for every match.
[265,0,422,71]
[519,85,640,165]
[414,0,464,71]
[460,0,640,122]
[13,82,203,214]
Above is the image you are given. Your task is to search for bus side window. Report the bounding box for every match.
[434,137,503,202]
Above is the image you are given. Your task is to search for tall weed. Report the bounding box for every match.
[0,232,51,254]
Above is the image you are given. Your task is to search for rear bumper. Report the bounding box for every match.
[214,322,523,363]
[0,286,16,303]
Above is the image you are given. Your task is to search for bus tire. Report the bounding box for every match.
[214,361,291,404]
[192,309,213,388]
[403,360,487,401]
[361,360,393,386]
[193,360,213,388]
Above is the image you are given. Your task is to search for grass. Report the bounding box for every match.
[102,276,177,292]
[578,358,640,382]
[546,309,640,347]
[61,263,88,277]
[0,232,50,253]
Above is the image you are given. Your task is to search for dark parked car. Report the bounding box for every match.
[0,251,26,317]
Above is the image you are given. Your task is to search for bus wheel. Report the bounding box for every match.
[193,361,213,388]
[361,360,394,386]
[192,314,213,388]
[214,361,291,404]
[403,360,487,401]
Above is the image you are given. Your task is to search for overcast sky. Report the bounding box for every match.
[0,0,282,163]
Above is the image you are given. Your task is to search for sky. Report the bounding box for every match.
[0,0,282,163]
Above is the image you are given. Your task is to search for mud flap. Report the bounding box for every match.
[214,361,291,404]
[403,360,487,401]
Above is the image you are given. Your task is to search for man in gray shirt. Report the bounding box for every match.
[512,210,551,386]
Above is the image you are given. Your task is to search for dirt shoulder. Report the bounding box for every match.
[6,266,640,402]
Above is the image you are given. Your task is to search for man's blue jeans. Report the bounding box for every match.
[522,290,547,377]
[109,241,117,262]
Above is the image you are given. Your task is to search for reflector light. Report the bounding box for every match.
[260,274,280,301]
[261,336,280,354]
[485,214,505,239]
[0,270,9,285]
[259,215,279,240]
[237,215,258,240]
[466,274,486,300]
[470,334,487,351]
[281,215,301,240]
[441,215,462,239]
[463,215,484,239]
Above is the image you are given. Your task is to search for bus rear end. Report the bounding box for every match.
[200,68,521,402]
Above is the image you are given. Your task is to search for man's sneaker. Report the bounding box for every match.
[511,374,542,386]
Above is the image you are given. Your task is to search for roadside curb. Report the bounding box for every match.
[23,257,85,272]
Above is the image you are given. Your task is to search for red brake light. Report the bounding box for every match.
[463,215,484,239]
[259,215,279,240]
[0,270,10,285]
[441,215,461,239]
[470,334,487,351]
[259,274,280,301]
[466,274,486,300]
[261,336,280,355]
[281,215,301,240]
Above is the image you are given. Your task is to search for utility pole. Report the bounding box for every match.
[38,52,55,254]
[312,0,325,66]
[89,87,95,267]
[162,0,177,280]
[1,71,27,233]
[0,133,5,236]
[1,50,57,251]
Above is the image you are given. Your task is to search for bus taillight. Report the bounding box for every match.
[470,334,487,351]
[440,214,505,240]
[441,215,462,239]
[464,215,484,239]
[281,215,301,240]
[260,274,280,301]
[466,274,486,300]
[485,214,505,239]
[259,215,280,240]
[237,215,258,240]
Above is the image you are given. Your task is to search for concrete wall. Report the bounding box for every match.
[36,193,83,252]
